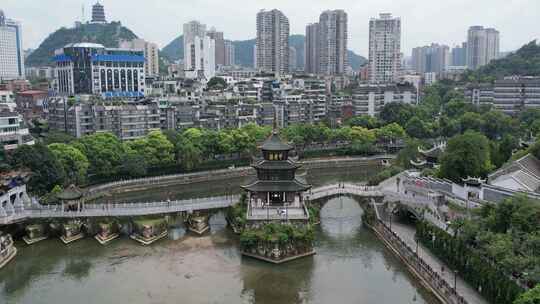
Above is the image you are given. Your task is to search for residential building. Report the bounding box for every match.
[368,13,401,83]
[120,39,160,77]
[0,10,25,80]
[15,90,48,121]
[90,1,107,24]
[25,66,54,80]
[224,40,235,66]
[464,76,540,115]
[47,97,161,140]
[207,28,225,67]
[0,90,14,105]
[424,72,437,85]
[183,21,215,80]
[289,47,297,72]
[411,43,450,75]
[54,43,145,97]
[318,10,348,76]
[305,23,320,74]
[451,42,467,67]
[256,9,289,75]
[0,109,34,151]
[467,26,500,69]
[350,83,416,117]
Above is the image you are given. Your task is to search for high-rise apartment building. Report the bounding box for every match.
[467,26,500,69]
[183,21,215,80]
[90,2,107,24]
[54,43,145,97]
[289,47,297,72]
[207,28,225,67]
[256,9,289,75]
[318,10,348,75]
[224,40,235,66]
[305,23,320,74]
[411,43,450,74]
[368,13,401,83]
[120,39,159,77]
[0,10,25,80]
[451,42,467,67]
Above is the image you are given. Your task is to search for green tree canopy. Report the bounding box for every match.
[126,131,175,167]
[207,77,227,89]
[439,131,493,182]
[48,143,89,185]
[514,284,540,304]
[73,132,125,177]
[9,144,65,194]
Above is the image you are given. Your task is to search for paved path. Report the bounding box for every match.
[388,221,489,304]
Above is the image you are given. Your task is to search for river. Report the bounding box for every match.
[0,164,438,304]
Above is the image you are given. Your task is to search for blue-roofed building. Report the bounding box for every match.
[54,43,145,96]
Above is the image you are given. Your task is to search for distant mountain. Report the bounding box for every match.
[26,22,138,67]
[472,41,540,80]
[161,35,183,62]
[161,34,367,70]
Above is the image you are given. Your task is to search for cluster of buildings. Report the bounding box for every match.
[465,76,540,115]
[407,26,501,85]
[41,75,416,140]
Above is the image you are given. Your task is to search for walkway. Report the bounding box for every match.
[388,221,488,304]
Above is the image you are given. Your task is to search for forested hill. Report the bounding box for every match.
[161,34,367,70]
[472,40,540,80]
[26,22,138,67]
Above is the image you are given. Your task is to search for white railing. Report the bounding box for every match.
[0,194,241,224]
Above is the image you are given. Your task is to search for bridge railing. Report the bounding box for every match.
[373,220,468,304]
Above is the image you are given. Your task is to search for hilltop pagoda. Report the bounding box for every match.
[242,129,311,222]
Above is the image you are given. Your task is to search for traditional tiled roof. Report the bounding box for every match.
[241,179,311,192]
[56,184,83,201]
[489,154,540,193]
[260,132,292,151]
[252,159,301,170]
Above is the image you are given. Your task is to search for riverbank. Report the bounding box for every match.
[84,155,393,200]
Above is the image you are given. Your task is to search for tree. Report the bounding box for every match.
[0,146,10,173]
[48,143,89,185]
[127,131,175,167]
[379,103,415,125]
[405,116,431,139]
[439,131,493,182]
[349,127,376,154]
[119,147,148,177]
[346,115,380,129]
[460,112,485,133]
[9,144,65,194]
[396,138,423,168]
[73,132,125,177]
[513,284,540,304]
[375,123,407,142]
[207,77,227,89]
[178,141,202,171]
[483,110,515,140]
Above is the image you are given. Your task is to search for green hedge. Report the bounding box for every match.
[417,221,524,304]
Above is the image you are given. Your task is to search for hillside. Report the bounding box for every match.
[161,34,367,70]
[473,40,540,79]
[26,22,138,67]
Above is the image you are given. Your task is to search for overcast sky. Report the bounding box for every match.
[3,0,539,56]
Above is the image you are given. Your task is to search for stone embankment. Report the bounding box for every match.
[85,155,392,199]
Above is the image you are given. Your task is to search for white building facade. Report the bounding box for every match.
[183,21,216,80]
[0,11,24,80]
[368,13,401,83]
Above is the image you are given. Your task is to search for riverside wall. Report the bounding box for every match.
[85,155,392,199]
